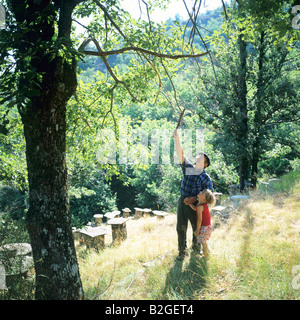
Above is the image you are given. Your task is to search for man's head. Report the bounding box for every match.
[194,152,210,170]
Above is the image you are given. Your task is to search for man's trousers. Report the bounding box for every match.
[176,195,201,254]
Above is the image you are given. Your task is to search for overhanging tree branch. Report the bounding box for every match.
[79,36,210,114]
[79,1,210,127]
[81,37,142,104]
[79,38,210,59]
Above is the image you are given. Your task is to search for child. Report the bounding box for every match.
[189,189,216,258]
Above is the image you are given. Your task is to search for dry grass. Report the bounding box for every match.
[200,182,300,300]
[78,172,300,300]
[77,215,182,299]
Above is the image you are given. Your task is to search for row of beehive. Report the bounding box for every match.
[73,207,169,251]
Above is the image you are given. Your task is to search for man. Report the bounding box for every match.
[173,129,213,261]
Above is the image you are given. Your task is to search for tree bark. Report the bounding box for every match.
[251,31,265,188]
[11,0,84,299]
[22,77,83,299]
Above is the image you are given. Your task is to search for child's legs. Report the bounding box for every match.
[188,205,201,252]
[198,225,213,256]
[202,242,209,257]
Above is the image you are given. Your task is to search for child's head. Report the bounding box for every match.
[197,189,216,206]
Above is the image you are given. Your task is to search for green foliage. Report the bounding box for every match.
[184,1,300,187]
[0,186,26,219]
[129,164,163,209]
[0,106,27,191]
[258,169,300,194]
[0,215,29,245]
[236,0,298,39]
[152,164,182,210]
[69,174,117,228]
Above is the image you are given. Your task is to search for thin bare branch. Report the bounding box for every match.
[221,0,228,20]
[101,83,118,129]
[141,0,153,32]
[161,60,182,112]
[92,0,127,39]
[182,0,226,97]
[176,109,186,129]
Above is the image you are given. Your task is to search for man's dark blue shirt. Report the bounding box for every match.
[180,157,213,197]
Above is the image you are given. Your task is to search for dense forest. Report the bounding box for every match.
[0,0,299,299]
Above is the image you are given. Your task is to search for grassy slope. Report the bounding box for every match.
[78,171,300,300]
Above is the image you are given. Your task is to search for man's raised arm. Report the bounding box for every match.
[173,129,184,164]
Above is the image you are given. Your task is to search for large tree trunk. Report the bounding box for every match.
[251,31,265,189]
[11,0,84,299]
[21,63,83,299]
[251,144,259,188]
[23,100,84,300]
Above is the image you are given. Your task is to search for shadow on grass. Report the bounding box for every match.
[236,207,255,275]
[162,207,256,300]
[163,254,208,299]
